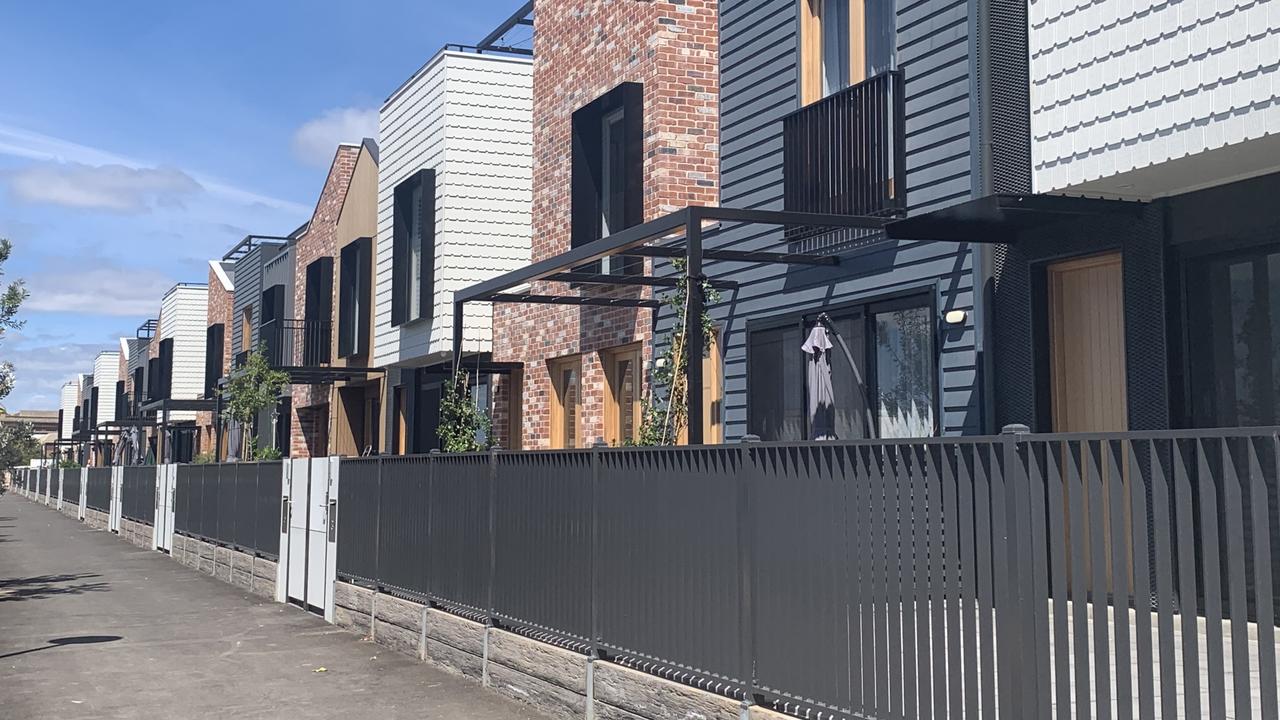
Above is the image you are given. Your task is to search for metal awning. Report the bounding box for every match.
[884,193,1146,243]
[141,398,218,413]
[453,205,889,443]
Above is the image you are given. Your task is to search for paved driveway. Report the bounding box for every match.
[0,491,549,720]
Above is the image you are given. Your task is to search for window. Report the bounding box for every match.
[571,83,643,274]
[240,306,253,354]
[549,355,582,448]
[747,295,936,441]
[204,323,224,398]
[678,329,725,445]
[304,258,333,366]
[155,338,174,400]
[259,284,286,365]
[799,0,895,104]
[603,344,642,445]
[338,237,373,358]
[392,170,435,326]
[1183,245,1280,427]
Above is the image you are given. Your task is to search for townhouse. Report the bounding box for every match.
[138,283,210,462]
[373,37,533,453]
[483,0,718,449]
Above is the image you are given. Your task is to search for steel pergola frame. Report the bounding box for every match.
[453,205,888,444]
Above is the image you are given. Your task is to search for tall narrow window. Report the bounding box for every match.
[392,170,434,326]
[603,344,642,445]
[799,0,895,104]
[571,83,643,274]
[338,237,372,358]
[872,304,936,438]
[549,355,582,449]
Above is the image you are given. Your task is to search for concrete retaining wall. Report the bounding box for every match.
[120,518,153,549]
[84,508,110,530]
[331,581,755,720]
[171,533,277,600]
[57,502,78,520]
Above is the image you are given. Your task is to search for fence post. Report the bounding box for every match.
[487,447,498,627]
[590,440,608,661]
[738,435,760,712]
[998,423,1047,720]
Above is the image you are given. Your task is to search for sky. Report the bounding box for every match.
[0,1,532,411]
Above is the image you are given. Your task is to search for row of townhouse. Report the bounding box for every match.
[51,0,1280,465]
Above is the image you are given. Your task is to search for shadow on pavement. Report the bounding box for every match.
[0,573,109,603]
[0,635,122,660]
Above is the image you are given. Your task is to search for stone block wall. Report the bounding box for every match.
[170,533,276,600]
[331,581,753,720]
[85,508,110,530]
[120,518,153,549]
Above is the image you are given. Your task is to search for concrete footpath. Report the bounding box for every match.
[0,492,550,720]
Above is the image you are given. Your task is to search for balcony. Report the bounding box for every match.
[782,70,906,248]
[260,319,332,369]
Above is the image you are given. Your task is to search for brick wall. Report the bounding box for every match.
[289,144,360,458]
[491,0,719,449]
[197,263,234,456]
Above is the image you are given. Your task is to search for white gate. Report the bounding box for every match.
[108,466,123,533]
[78,468,87,520]
[43,468,51,505]
[153,464,176,552]
[282,457,334,614]
[55,469,63,510]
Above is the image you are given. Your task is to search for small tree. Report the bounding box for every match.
[0,420,39,469]
[0,238,28,404]
[438,369,492,453]
[223,345,288,460]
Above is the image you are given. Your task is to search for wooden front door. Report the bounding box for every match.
[1047,252,1128,432]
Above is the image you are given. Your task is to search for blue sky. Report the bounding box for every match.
[0,1,532,410]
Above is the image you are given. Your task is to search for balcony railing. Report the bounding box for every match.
[260,319,332,368]
[782,70,906,247]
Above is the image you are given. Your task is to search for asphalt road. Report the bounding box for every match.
[0,490,549,720]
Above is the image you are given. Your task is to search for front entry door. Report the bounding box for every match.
[1047,252,1128,432]
[304,458,331,614]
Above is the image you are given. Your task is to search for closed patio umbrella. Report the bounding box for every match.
[802,324,837,440]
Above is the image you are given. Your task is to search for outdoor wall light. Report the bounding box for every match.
[943,309,967,325]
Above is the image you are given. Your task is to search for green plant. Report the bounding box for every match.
[192,451,216,465]
[632,257,720,446]
[223,345,289,461]
[0,419,39,469]
[57,458,80,470]
[254,446,283,461]
[438,368,492,453]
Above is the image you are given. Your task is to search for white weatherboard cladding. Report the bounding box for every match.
[159,285,208,421]
[59,382,78,439]
[373,50,533,368]
[1029,0,1280,194]
[92,352,120,426]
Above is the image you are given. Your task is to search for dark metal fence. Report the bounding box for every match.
[335,428,1280,720]
[121,465,156,524]
[85,467,111,512]
[174,461,281,558]
[261,318,331,368]
[63,470,80,505]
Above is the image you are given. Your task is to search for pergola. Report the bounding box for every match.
[452,205,890,444]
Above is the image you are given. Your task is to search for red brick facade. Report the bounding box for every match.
[492,0,719,448]
[289,144,360,458]
[197,263,234,457]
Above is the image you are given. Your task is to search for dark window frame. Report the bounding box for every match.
[204,323,225,398]
[391,169,435,327]
[338,237,373,358]
[571,82,644,275]
[744,289,940,441]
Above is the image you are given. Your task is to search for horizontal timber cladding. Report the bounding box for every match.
[331,427,1280,719]
[694,0,982,440]
[173,461,281,559]
[121,465,156,524]
[85,467,112,512]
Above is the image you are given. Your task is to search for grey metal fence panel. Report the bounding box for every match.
[201,464,220,541]
[121,465,155,524]
[174,464,193,533]
[216,463,237,542]
[63,471,80,505]
[336,458,380,585]
[85,467,111,511]
[253,461,282,558]
[375,456,431,598]
[428,454,491,614]
[493,451,592,642]
[232,462,258,551]
[595,447,745,688]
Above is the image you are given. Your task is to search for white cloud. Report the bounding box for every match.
[8,162,202,213]
[292,107,377,167]
[24,263,175,316]
[3,333,124,411]
[0,122,310,215]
